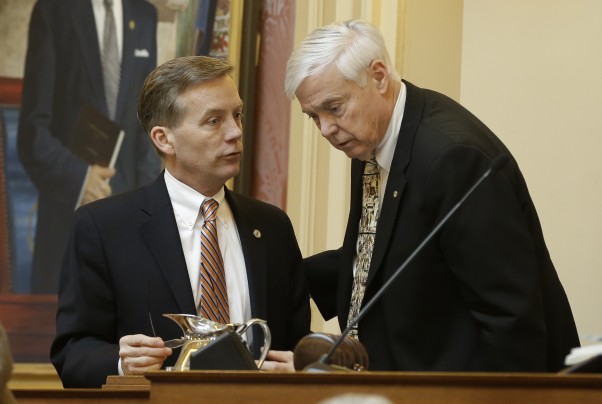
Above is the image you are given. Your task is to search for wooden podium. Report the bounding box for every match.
[13,370,602,403]
[143,371,602,403]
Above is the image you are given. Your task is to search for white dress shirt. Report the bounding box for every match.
[91,0,123,62]
[164,169,251,325]
[374,81,407,210]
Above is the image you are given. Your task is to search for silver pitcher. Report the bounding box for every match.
[163,313,271,371]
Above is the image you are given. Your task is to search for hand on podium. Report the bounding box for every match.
[260,350,295,371]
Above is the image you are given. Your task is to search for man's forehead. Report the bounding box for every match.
[297,75,351,109]
[197,97,244,113]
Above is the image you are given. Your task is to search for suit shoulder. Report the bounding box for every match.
[32,0,70,16]
[35,0,64,7]
[130,0,158,18]
[76,185,148,220]
[226,191,289,218]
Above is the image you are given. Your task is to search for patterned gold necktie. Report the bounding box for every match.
[347,155,380,338]
[199,198,230,323]
[102,0,120,120]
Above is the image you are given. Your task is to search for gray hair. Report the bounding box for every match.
[285,19,399,98]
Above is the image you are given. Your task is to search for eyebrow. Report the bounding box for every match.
[308,96,343,114]
[203,102,244,116]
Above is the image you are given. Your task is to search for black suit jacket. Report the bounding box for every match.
[307,81,579,372]
[51,175,310,387]
[18,0,161,293]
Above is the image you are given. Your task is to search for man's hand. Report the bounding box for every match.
[81,165,116,205]
[259,350,295,371]
[119,334,173,375]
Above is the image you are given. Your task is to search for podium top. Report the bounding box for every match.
[14,371,602,404]
[142,371,602,404]
[143,369,602,386]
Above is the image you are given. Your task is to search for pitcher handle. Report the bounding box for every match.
[237,319,271,369]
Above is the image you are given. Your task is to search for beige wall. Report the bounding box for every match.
[288,0,600,342]
[460,0,602,342]
[400,0,463,100]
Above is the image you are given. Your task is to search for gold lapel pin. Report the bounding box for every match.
[253,229,261,239]
[129,20,135,30]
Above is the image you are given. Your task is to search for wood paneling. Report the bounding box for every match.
[8,363,62,390]
[0,294,57,362]
[145,370,602,404]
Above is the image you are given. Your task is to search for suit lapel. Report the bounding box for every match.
[116,0,135,122]
[71,0,106,112]
[366,81,425,286]
[225,190,268,320]
[139,175,196,314]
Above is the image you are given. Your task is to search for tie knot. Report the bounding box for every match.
[364,155,380,175]
[201,198,219,221]
[104,0,113,9]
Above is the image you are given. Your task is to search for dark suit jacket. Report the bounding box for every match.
[307,81,579,372]
[18,0,161,293]
[51,174,311,387]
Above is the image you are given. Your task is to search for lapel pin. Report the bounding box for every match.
[393,190,399,198]
[129,20,135,30]
[253,229,261,239]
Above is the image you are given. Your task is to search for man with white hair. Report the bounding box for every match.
[286,19,578,372]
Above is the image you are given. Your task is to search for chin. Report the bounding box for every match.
[225,165,241,180]
[345,150,370,161]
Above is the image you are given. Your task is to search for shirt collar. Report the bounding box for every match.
[164,169,227,229]
[375,81,406,172]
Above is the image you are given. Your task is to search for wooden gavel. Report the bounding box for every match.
[293,333,369,371]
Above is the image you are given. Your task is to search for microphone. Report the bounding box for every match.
[303,153,510,372]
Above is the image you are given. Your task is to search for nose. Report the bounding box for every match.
[224,117,243,142]
[320,116,337,139]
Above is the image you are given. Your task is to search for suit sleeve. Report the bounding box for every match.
[50,206,120,388]
[425,145,547,371]
[281,213,312,349]
[17,1,88,201]
[303,250,341,321]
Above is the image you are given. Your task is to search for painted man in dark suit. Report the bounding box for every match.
[51,56,310,387]
[285,20,579,372]
[18,0,161,294]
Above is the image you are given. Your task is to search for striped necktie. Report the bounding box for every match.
[347,155,380,339]
[199,198,230,323]
[102,0,120,120]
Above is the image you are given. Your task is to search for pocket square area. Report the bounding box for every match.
[134,49,150,57]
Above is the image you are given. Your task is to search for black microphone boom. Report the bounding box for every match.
[311,153,509,370]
